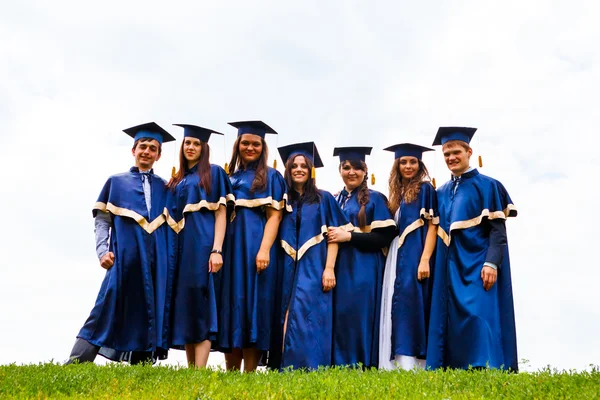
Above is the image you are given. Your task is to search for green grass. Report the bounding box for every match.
[1,363,599,399]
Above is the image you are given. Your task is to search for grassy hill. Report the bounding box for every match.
[1,363,599,399]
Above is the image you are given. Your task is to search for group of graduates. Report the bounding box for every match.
[65,120,518,372]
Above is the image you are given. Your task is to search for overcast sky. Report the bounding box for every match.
[1,0,599,371]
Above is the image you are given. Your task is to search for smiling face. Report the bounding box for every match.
[290,155,310,187]
[132,139,161,170]
[238,133,264,164]
[339,160,366,191]
[183,137,202,165]
[398,156,420,180]
[442,141,472,175]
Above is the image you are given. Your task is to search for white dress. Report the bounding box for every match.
[378,209,426,371]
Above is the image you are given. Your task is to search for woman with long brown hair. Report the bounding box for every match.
[217,120,287,372]
[378,143,438,370]
[163,124,233,368]
[326,147,396,368]
[275,141,351,370]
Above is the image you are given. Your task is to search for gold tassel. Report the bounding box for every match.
[273,159,277,169]
[371,173,375,185]
[311,166,316,179]
[432,177,437,189]
[224,162,230,175]
[171,166,176,178]
[478,155,483,168]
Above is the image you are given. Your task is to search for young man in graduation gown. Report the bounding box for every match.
[426,127,518,371]
[65,122,175,364]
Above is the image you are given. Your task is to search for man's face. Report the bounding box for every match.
[132,139,161,170]
[442,141,472,175]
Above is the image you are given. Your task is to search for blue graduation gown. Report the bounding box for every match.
[164,164,233,348]
[279,191,351,370]
[332,190,394,368]
[216,166,287,351]
[426,169,518,371]
[390,182,437,359]
[78,167,169,354]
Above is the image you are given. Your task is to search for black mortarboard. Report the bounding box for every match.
[228,120,278,138]
[123,122,175,144]
[383,143,434,160]
[432,126,477,146]
[173,124,224,142]
[278,141,324,168]
[333,146,372,162]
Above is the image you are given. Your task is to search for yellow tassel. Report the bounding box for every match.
[171,166,176,178]
[273,159,277,169]
[478,155,483,168]
[224,162,230,175]
[371,173,375,185]
[311,166,316,179]
[432,177,437,189]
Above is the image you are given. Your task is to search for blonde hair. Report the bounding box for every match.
[388,158,430,215]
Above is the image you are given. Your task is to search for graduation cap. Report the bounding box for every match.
[123,122,175,145]
[432,127,477,146]
[173,124,224,142]
[383,143,434,160]
[333,146,372,163]
[228,120,278,138]
[278,141,324,168]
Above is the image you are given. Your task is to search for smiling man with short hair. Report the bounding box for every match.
[65,122,174,365]
[426,126,518,371]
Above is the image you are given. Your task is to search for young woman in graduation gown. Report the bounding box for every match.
[216,121,287,372]
[163,124,233,368]
[379,143,438,370]
[276,142,352,370]
[326,147,396,368]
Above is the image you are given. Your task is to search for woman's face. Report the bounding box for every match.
[183,137,202,164]
[290,155,310,186]
[238,134,263,164]
[339,161,365,191]
[398,156,420,180]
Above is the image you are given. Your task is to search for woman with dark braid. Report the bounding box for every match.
[327,147,396,368]
[378,143,438,370]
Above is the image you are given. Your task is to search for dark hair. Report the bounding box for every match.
[133,137,162,155]
[167,140,212,194]
[388,158,430,215]
[339,160,369,230]
[284,154,322,204]
[228,135,268,193]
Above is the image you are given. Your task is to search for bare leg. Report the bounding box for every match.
[193,340,212,368]
[225,348,243,371]
[282,308,290,351]
[242,348,262,372]
[185,344,195,368]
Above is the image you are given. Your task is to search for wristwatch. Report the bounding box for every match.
[210,249,222,255]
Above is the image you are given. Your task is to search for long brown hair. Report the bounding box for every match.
[388,158,430,215]
[339,160,370,230]
[228,135,269,193]
[167,140,212,195]
[284,155,322,204]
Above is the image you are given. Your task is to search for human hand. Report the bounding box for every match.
[322,267,336,292]
[100,252,115,270]
[209,252,223,273]
[327,227,351,243]
[417,260,430,281]
[481,266,497,291]
[256,249,270,273]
